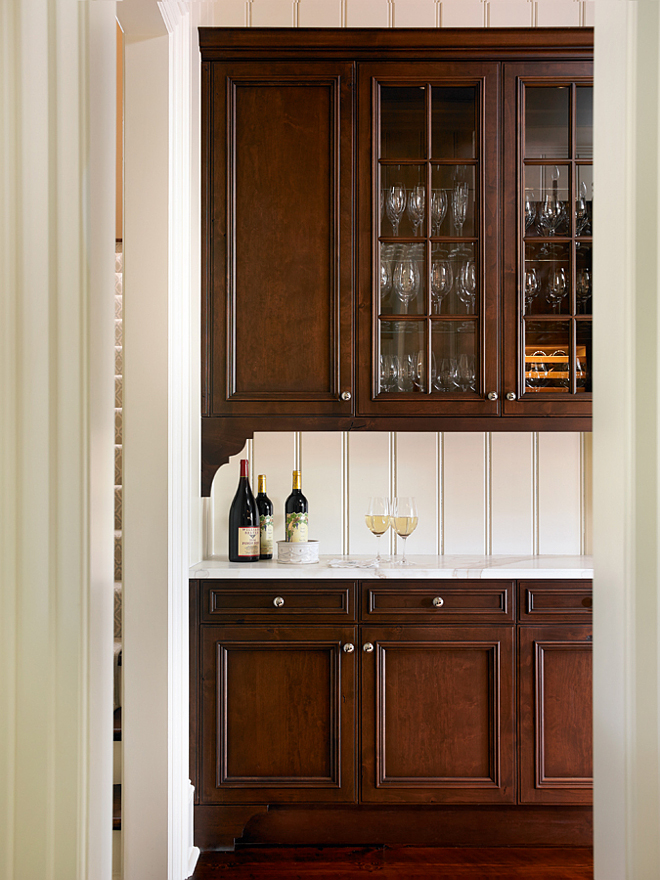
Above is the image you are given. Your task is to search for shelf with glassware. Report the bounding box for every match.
[502,68,592,417]
[358,67,501,418]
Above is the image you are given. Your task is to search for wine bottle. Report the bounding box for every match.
[228,459,260,562]
[285,470,308,543]
[256,474,274,560]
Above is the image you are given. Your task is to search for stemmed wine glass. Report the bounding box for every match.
[407,184,425,237]
[546,266,567,312]
[451,181,469,241]
[523,267,540,314]
[391,497,418,566]
[431,188,448,235]
[576,268,591,313]
[456,260,477,313]
[575,180,590,235]
[393,258,420,313]
[386,183,406,236]
[524,189,537,232]
[431,259,453,314]
[458,353,476,392]
[365,497,391,564]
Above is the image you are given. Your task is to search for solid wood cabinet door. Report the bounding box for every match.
[518,624,593,804]
[361,626,515,804]
[199,625,356,805]
[202,59,353,418]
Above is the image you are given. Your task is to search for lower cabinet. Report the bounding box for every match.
[191,577,592,848]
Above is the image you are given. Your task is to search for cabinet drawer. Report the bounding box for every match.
[517,580,592,624]
[361,581,514,624]
[201,580,356,623]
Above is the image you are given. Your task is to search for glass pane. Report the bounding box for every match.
[524,321,571,392]
[524,165,569,237]
[431,243,477,316]
[576,321,592,393]
[525,87,570,158]
[576,87,593,159]
[379,321,427,393]
[431,321,477,393]
[575,243,592,315]
[524,242,570,316]
[380,242,426,316]
[576,166,593,236]
[380,86,426,159]
[380,166,426,238]
[432,87,476,159]
[431,165,476,238]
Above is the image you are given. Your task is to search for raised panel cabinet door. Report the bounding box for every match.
[361,625,515,804]
[200,625,357,804]
[202,60,353,417]
[502,61,593,419]
[356,62,501,418]
[518,624,593,804]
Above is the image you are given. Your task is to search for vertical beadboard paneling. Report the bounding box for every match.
[251,0,295,26]
[491,433,534,554]
[210,0,249,26]
[345,0,390,27]
[208,443,248,558]
[582,432,593,554]
[252,432,297,546]
[488,0,533,27]
[347,432,392,555]
[536,0,581,27]
[301,432,345,554]
[299,0,343,26]
[393,0,437,27]
[441,0,486,27]
[443,433,487,554]
[395,433,439,555]
[538,433,581,555]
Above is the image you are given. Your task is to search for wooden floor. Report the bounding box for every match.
[193,846,593,878]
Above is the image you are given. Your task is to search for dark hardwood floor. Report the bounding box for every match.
[193,846,594,878]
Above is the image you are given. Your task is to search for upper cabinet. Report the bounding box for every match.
[199,29,593,494]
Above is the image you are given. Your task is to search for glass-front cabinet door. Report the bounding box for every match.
[357,64,500,417]
[503,63,593,417]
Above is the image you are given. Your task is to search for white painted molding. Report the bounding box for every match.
[0,2,116,879]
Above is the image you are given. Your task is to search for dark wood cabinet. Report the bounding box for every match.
[191,576,592,848]
[199,29,593,494]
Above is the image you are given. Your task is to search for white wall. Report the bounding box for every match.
[201,0,593,561]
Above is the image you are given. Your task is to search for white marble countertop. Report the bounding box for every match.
[190,555,593,580]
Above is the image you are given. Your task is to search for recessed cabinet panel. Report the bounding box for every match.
[361,625,515,804]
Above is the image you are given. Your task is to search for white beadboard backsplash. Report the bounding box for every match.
[205,432,592,559]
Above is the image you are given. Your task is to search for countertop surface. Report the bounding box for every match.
[190,554,593,580]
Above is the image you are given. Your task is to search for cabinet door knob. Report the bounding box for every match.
[363,642,374,653]
[273,596,285,607]
[487,391,498,401]
[432,596,444,607]
[341,391,352,401]
[343,643,355,653]
[506,391,516,401]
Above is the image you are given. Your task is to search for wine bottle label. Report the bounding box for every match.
[286,512,308,543]
[259,515,274,554]
[237,526,260,556]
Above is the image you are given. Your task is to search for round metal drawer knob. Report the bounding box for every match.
[432,597,444,607]
[363,642,374,653]
[506,392,516,401]
[487,391,498,401]
[341,391,352,401]
[343,643,355,653]
[273,597,285,607]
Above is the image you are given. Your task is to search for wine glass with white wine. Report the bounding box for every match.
[365,497,391,564]
[391,497,418,566]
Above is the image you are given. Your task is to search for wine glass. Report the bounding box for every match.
[524,189,537,232]
[386,183,406,236]
[458,353,476,392]
[431,188,448,235]
[575,180,590,235]
[526,351,548,390]
[436,357,459,392]
[393,258,420,313]
[539,192,563,237]
[365,497,390,564]
[380,246,393,306]
[546,266,567,312]
[414,350,426,392]
[391,497,418,566]
[576,268,591,313]
[431,259,453,314]
[407,184,425,237]
[397,353,416,391]
[456,260,477,313]
[451,181,469,236]
[523,267,540,314]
